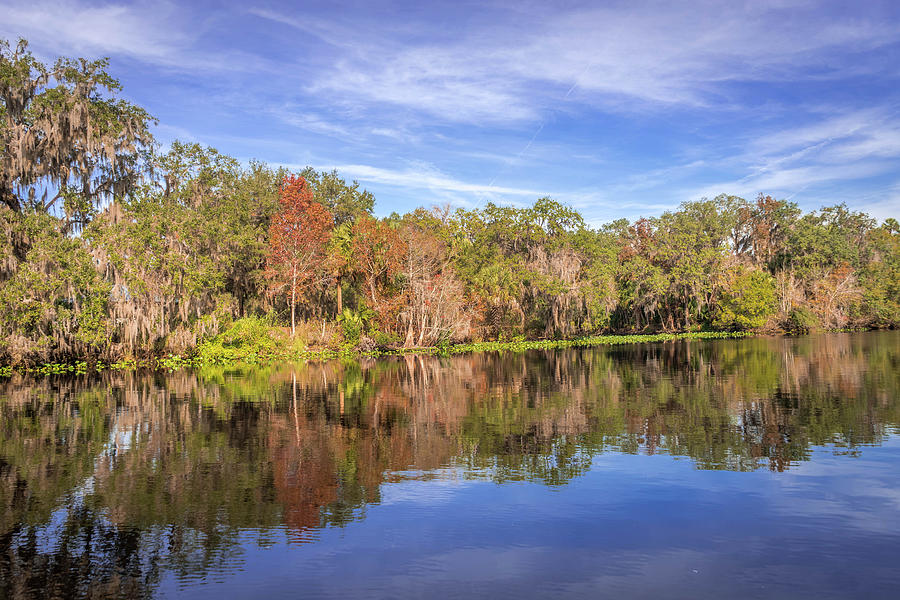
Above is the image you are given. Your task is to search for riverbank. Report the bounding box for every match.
[1,330,755,378]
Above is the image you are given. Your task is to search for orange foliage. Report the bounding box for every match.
[264,175,333,332]
[349,215,406,317]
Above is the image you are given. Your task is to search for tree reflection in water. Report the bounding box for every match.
[1,332,898,597]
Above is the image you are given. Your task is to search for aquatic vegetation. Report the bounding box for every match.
[449,331,747,355]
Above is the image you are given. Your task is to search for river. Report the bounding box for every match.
[2,331,899,598]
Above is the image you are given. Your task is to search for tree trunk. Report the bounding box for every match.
[1,188,22,213]
[291,297,296,337]
[291,269,297,337]
[336,277,343,315]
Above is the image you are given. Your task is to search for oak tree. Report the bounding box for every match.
[0,38,154,231]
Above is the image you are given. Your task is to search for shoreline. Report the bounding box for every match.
[1,327,882,379]
[0,329,849,378]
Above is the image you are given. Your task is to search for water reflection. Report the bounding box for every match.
[1,332,898,598]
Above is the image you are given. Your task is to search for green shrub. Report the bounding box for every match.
[714,269,777,331]
[373,330,402,349]
[785,306,819,333]
[337,307,375,346]
[195,315,284,364]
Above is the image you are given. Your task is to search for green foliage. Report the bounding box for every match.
[195,316,284,364]
[81,142,282,356]
[372,330,402,348]
[0,210,112,363]
[299,167,374,225]
[2,41,900,367]
[0,38,154,220]
[785,306,820,333]
[337,307,375,346]
[450,198,596,339]
[860,220,900,327]
[450,331,746,355]
[779,204,875,278]
[714,269,777,331]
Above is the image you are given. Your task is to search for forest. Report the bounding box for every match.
[2,38,899,366]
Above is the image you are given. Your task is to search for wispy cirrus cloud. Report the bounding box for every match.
[317,162,542,200]
[253,1,900,124]
[1,1,185,62]
[0,0,268,72]
[275,109,354,138]
[747,107,900,161]
[721,107,900,193]
[695,163,891,200]
[3,0,899,221]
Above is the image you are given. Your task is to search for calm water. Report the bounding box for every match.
[2,332,899,599]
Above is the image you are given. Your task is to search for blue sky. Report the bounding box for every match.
[3,0,900,224]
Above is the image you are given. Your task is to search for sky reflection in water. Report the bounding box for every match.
[1,332,899,599]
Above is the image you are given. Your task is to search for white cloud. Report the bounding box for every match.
[0,0,266,72]
[276,110,354,138]
[271,106,424,145]
[674,105,900,206]
[261,1,900,123]
[0,1,190,65]
[319,162,543,199]
[749,109,885,156]
[6,0,897,219]
[315,51,538,123]
[690,163,891,202]
[612,161,708,193]
[1,1,182,61]
[823,124,900,163]
[855,181,900,221]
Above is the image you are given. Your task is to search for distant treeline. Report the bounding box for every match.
[1,39,899,365]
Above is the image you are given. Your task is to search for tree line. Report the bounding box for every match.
[2,39,899,365]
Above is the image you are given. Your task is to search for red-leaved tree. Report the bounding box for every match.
[265,175,333,335]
